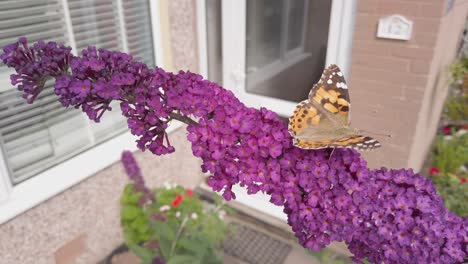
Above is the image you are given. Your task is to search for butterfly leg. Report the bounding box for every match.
[328,147,337,161]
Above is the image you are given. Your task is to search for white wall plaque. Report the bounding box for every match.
[377,15,413,41]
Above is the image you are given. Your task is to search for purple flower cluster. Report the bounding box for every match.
[119,66,174,155]
[2,39,174,155]
[2,38,467,263]
[1,37,71,103]
[121,150,154,204]
[122,150,144,184]
[170,72,468,264]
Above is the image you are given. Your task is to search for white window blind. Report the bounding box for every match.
[0,0,156,184]
[122,0,155,67]
[68,0,123,52]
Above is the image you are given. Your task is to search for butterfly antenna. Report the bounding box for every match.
[328,147,336,161]
[359,130,392,138]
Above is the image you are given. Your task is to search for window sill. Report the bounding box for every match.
[0,121,183,224]
[231,184,287,221]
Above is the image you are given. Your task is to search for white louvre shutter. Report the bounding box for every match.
[67,0,127,141]
[0,0,156,184]
[0,0,67,74]
[68,0,123,52]
[122,0,155,67]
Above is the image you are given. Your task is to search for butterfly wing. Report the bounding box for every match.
[330,135,381,150]
[289,64,382,150]
[309,64,351,126]
[288,100,344,149]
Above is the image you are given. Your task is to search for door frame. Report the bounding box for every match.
[220,0,357,117]
[197,0,357,220]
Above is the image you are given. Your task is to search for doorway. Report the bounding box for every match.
[200,0,357,220]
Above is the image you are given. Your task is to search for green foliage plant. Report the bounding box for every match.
[120,151,231,264]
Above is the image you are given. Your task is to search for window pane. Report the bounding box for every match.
[245,0,332,102]
[246,0,284,70]
[287,0,306,50]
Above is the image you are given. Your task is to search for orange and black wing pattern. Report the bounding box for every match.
[309,64,351,125]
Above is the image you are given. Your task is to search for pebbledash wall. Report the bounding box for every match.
[0,0,467,263]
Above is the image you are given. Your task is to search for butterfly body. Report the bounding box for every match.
[288,64,381,151]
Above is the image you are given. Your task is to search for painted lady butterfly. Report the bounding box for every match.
[288,64,381,151]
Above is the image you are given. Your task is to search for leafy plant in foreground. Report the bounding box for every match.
[120,151,231,264]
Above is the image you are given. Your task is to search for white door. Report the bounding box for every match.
[202,0,357,220]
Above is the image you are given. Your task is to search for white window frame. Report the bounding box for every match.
[197,0,357,221]
[0,0,180,224]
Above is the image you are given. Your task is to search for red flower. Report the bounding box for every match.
[186,189,193,197]
[461,178,467,184]
[442,126,451,135]
[171,194,184,207]
[429,167,441,176]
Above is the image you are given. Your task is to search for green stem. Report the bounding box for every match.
[169,216,188,258]
[169,112,198,126]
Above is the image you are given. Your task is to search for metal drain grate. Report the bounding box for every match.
[223,223,292,264]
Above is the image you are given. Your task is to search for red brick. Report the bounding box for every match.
[376,1,420,17]
[353,15,379,41]
[352,86,422,114]
[419,4,444,17]
[352,54,410,72]
[391,47,434,59]
[361,142,410,168]
[351,66,428,86]
[411,32,438,47]
[348,78,404,92]
[355,14,380,27]
[399,0,443,2]
[353,41,394,56]
[410,60,431,74]
[358,0,378,13]
[413,18,441,33]
[353,28,379,41]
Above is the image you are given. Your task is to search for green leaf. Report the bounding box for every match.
[159,238,172,259]
[167,255,195,264]
[178,238,207,255]
[151,221,176,240]
[121,205,141,220]
[127,244,154,264]
[131,217,149,234]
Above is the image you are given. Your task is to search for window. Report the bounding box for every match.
[0,0,168,223]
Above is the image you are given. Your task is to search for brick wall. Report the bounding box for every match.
[348,0,467,170]
[408,0,468,169]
